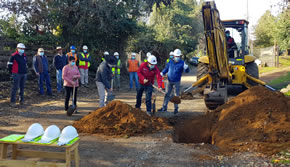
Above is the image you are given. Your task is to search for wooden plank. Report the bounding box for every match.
[17,150,66,160]
[17,150,76,160]
[0,144,8,159]
[12,144,17,160]
[0,159,66,167]
[65,148,71,167]
[74,147,79,167]
[0,139,79,148]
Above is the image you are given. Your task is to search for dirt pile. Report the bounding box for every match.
[73,100,169,136]
[174,86,290,155]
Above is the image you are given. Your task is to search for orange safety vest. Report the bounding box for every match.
[67,52,78,62]
[128,59,139,72]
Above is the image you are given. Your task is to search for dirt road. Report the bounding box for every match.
[0,67,272,166]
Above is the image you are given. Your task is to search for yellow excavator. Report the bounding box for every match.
[189,1,275,110]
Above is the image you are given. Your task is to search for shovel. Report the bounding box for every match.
[67,86,76,116]
[152,85,181,104]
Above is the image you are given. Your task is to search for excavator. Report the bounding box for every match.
[188,1,275,110]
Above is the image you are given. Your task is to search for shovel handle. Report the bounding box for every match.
[183,85,193,93]
[152,84,165,94]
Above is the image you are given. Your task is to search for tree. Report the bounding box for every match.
[275,8,290,52]
[254,10,276,48]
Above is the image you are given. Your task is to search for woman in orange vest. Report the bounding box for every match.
[127,52,139,91]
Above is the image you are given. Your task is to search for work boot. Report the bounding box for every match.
[146,111,152,117]
[158,107,167,112]
[85,84,89,88]
[10,102,16,108]
[174,109,178,115]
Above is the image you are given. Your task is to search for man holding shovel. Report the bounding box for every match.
[158,49,189,114]
[135,55,162,116]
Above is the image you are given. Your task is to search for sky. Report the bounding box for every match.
[211,0,284,40]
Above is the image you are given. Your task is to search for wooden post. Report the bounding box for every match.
[66,148,71,167]
[74,147,80,167]
[12,144,17,159]
[0,144,8,159]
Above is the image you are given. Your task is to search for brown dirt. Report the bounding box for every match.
[73,100,169,136]
[174,86,290,155]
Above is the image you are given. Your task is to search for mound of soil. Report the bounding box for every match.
[174,86,290,155]
[73,100,169,136]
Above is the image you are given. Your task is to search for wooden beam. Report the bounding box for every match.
[0,159,66,167]
[0,144,8,159]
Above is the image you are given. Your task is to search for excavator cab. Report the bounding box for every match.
[223,20,249,65]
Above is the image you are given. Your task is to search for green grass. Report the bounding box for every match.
[267,72,290,89]
[259,56,290,74]
[285,91,290,96]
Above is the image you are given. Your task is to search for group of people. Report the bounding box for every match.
[7,43,189,116]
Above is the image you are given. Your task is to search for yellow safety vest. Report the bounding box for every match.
[144,59,147,62]
[79,53,90,67]
[166,58,170,63]
[112,59,121,75]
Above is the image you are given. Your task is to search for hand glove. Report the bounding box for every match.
[160,72,164,77]
[144,79,148,84]
[184,63,188,69]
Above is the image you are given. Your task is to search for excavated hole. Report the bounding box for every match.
[170,115,213,144]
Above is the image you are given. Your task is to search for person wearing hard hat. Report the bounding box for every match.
[166,51,174,63]
[33,48,52,96]
[7,43,28,107]
[158,49,189,115]
[66,45,78,63]
[135,55,162,116]
[127,52,139,91]
[62,56,80,113]
[78,45,91,88]
[95,55,117,107]
[53,46,67,93]
[112,52,121,90]
[102,51,109,62]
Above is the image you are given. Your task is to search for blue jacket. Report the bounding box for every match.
[162,60,189,82]
[33,55,49,73]
[95,61,112,89]
[54,54,67,70]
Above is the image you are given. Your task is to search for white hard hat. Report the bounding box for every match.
[169,51,174,56]
[83,45,88,50]
[146,52,151,58]
[22,123,44,142]
[104,51,109,55]
[58,126,78,146]
[39,125,61,143]
[17,43,25,49]
[114,52,119,56]
[131,52,136,56]
[148,55,157,65]
[173,49,182,57]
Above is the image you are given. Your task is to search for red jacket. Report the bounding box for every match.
[7,51,27,74]
[137,62,162,88]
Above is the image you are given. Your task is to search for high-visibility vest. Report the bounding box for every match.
[166,58,170,63]
[112,59,121,75]
[67,52,77,62]
[128,59,139,72]
[79,53,90,67]
[144,59,147,62]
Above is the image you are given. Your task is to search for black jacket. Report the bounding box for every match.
[95,61,112,89]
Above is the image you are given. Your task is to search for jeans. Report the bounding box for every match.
[129,72,139,89]
[79,68,89,85]
[96,81,108,107]
[64,86,78,111]
[56,69,63,92]
[10,73,27,103]
[135,84,153,112]
[162,81,180,110]
[113,74,120,89]
[38,72,52,95]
